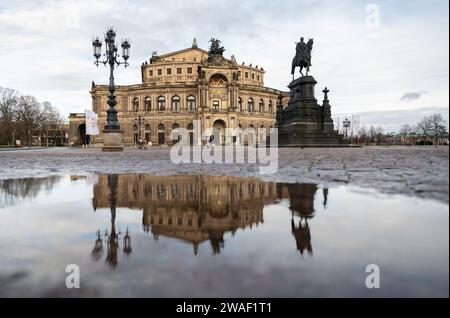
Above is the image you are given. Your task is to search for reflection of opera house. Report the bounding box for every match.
[92,174,325,255]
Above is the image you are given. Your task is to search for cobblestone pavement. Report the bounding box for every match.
[0,146,448,203]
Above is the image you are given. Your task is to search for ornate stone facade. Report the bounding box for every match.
[69,40,289,146]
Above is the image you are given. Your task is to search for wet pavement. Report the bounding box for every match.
[0,146,448,202]
[0,173,448,297]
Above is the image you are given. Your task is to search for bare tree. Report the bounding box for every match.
[0,88,62,146]
[0,87,19,145]
[375,126,385,143]
[415,117,431,144]
[415,115,440,145]
[399,124,412,144]
[429,113,448,145]
[358,126,368,144]
[368,125,377,143]
[36,101,63,146]
[14,95,42,146]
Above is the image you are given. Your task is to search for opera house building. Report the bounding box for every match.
[69,39,288,146]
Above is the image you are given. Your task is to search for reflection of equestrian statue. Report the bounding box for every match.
[291,37,314,78]
[291,217,313,255]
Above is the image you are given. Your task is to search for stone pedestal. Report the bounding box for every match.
[276,75,350,147]
[102,129,124,152]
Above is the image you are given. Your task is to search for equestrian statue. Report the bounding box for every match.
[291,37,314,79]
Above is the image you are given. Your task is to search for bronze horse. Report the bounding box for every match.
[291,38,313,78]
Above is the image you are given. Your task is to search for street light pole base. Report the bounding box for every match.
[102,129,124,152]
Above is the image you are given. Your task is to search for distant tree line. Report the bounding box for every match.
[354,113,448,146]
[398,114,448,145]
[356,125,386,144]
[0,87,63,146]
[0,176,62,208]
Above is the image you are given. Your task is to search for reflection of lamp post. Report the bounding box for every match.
[123,228,132,257]
[105,174,120,270]
[91,230,103,261]
[92,27,130,152]
[91,174,132,270]
[343,118,351,139]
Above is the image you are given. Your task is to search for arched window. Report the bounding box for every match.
[237,123,244,145]
[248,124,255,145]
[172,123,181,143]
[187,95,196,112]
[133,97,139,112]
[157,124,165,145]
[157,96,165,111]
[238,97,242,111]
[187,123,194,145]
[171,95,180,112]
[259,125,266,140]
[145,124,152,143]
[259,99,264,113]
[145,97,151,111]
[133,124,139,144]
[247,98,254,113]
[268,100,273,113]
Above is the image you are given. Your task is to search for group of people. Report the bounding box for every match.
[136,138,152,150]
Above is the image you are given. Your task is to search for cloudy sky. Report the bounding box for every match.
[0,0,448,129]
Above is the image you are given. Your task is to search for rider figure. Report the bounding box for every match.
[291,36,313,77]
[296,37,307,63]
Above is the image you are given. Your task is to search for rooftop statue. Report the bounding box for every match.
[209,38,225,56]
[291,37,313,78]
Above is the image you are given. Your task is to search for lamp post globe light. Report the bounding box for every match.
[92,27,130,152]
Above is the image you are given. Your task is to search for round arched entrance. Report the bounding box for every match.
[212,119,226,145]
[145,124,152,143]
[172,123,181,144]
[157,124,166,145]
[187,123,194,145]
[78,124,90,146]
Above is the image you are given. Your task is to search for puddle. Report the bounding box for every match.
[0,174,448,297]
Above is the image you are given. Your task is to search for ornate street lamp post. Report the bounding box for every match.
[343,118,351,139]
[92,27,130,152]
